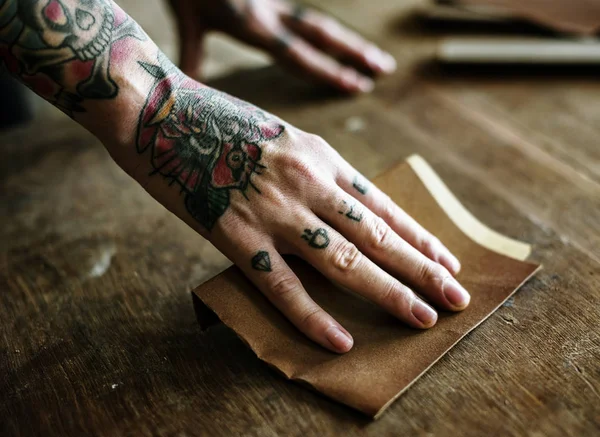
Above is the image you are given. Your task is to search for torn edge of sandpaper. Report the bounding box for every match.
[192,155,541,418]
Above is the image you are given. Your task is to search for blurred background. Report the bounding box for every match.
[2,1,600,435]
[1,0,274,127]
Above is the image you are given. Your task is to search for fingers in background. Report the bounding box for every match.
[168,0,207,77]
[281,6,396,74]
[272,31,375,93]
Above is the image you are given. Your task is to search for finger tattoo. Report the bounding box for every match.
[352,175,369,195]
[251,251,272,272]
[338,200,363,222]
[291,4,308,22]
[301,228,330,249]
[274,30,294,52]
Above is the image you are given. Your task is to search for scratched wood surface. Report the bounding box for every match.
[1,0,599,436]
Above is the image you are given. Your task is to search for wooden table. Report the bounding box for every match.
[1,1,599,435]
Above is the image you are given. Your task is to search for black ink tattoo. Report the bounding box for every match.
[301,228,330,249]
[137,53,285,230]
[352,175,369,195]
[0,0,146,114]
[338,200,363,222]
[291,4,307,22]
[274,29,294,52]
[251,250,272,272]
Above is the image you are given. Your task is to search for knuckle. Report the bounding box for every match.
[212,211,247,237]
[318,16,340,34]
[298,307,322,329]
[245,19,269,40]
[282,155,319,184]
[267,275,300,301]
[380,195,396,220]
[307,133,329,147]
[244,13,276,41]
[419,234,441,258]
[331,242,362,273]
[380,282,412,313]
[378,281,396,303]
[260,184,287,209]
[418,261,448,290]
[367,217,392,250]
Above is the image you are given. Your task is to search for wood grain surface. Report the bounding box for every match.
[1,0,599,435]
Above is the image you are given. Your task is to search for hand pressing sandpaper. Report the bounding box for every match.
[449,0,600,34]
[193,155,541,418]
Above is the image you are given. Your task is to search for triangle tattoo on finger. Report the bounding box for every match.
[251,251,272,272]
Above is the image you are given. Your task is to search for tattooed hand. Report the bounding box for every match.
[167,0,396,93]
[130,54,470,355]
[2,0,469,355]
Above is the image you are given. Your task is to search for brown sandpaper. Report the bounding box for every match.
[192,156,541,418]
[453,0,600,35]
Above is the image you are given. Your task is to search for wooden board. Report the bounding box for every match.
[1,0,599,435]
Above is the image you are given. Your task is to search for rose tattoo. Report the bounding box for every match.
[137,54,285,230]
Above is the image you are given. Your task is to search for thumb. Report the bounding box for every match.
[175,17,206,79]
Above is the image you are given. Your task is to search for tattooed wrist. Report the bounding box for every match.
[136,53,285,230]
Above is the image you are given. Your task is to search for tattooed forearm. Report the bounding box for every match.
[301,228,330,249]
[0,0,145,114]
[2,2,289,233]
[338,200,362,222]
[251,250,272,272]
[137,53,285,230]
[352,175,369,195]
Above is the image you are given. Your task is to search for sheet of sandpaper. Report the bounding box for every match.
[192,155,541,418]
[450,0,600,35]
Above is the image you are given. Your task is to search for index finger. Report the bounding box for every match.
[275,32,375,93]
[281,6,396,74]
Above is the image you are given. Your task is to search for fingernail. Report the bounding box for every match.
[325,326,354,352]
[443,279,471,309]
[366,47,396,73]
[411,300,437,327]
[380,52,397,73]
[340,69,372,93]
[357,77,374,93]
[440,253,461,275]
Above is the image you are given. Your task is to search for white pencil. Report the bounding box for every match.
[437,37,600,63]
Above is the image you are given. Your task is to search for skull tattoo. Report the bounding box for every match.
[0,0,145,112]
